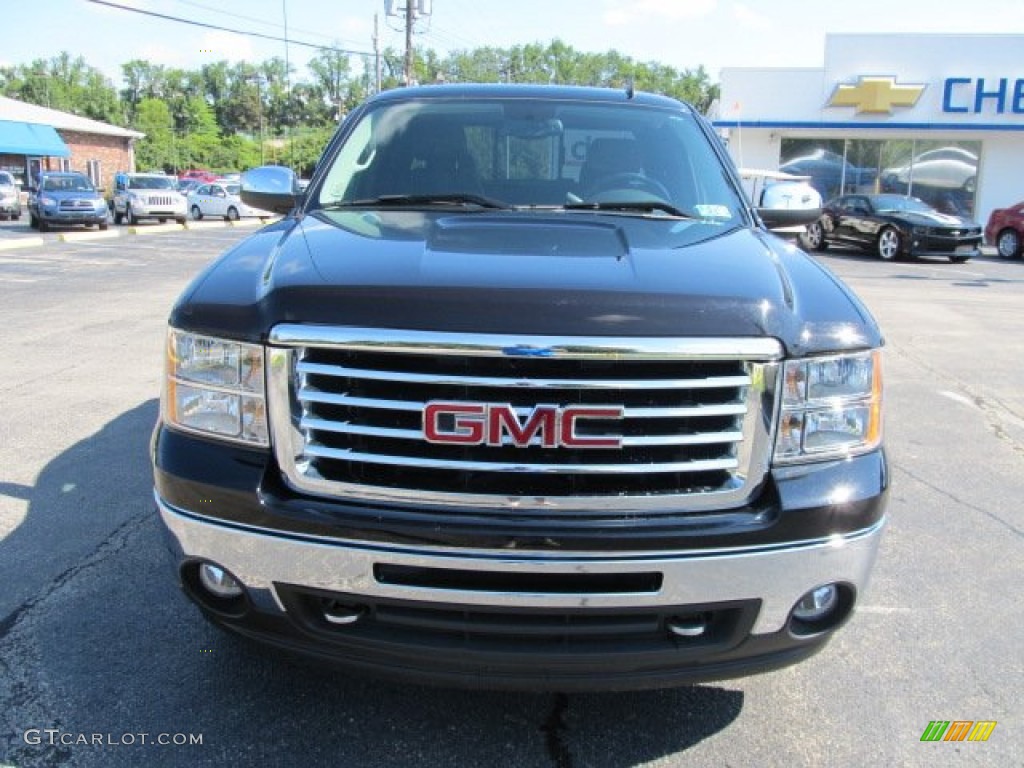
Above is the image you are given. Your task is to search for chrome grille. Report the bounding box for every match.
[58,199,94,210]
[147,195,177,206]
[267,327,782,514]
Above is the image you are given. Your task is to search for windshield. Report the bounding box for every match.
[314,96,745,226]
[42,175,95,192]
[872,194,933,213]
[225,184,240,196]
[129,176,175,190]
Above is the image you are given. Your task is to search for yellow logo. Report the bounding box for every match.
[828,76,925,114]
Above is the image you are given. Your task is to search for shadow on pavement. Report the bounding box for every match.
[1,402,743,768]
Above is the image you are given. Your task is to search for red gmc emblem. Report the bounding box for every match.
[423,402,624,449]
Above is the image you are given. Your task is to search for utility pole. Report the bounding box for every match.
[404,1,415,86]
[373,13,382,94]
[282,0,293,170]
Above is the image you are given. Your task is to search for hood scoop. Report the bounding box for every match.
[427,215,629,259]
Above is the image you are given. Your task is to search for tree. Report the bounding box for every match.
[1,53,121,123]
[134,98,175,171]
[2,43,721,176]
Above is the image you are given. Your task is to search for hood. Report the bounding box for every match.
[885,209,978,228]
[174,210,881,357]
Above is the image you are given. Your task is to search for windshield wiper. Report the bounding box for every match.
[323,193,512,210]
[563,200,693,219]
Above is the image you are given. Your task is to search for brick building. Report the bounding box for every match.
[0,95,143,193]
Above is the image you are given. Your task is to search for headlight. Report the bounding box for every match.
[163,329,268,446]
[774,350,882,462]
[39,196,56,206]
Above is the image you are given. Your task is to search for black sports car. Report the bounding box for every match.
[801,193,981,263]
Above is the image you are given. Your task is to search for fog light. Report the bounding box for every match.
[792,584,838,621]
[198,563,244,598]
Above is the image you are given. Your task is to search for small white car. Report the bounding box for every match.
[0,170,22,220]
[112,173,188,225]
[187,182,273,221]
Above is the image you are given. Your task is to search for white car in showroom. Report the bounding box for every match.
[739,168,822,239]
[187,181,273,221]
[112,173,188,225]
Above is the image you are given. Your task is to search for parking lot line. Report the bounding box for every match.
[127,223,187,235]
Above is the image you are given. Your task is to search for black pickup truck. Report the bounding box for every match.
[152,84,888,691]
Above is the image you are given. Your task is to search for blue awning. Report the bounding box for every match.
[0,120,70,157]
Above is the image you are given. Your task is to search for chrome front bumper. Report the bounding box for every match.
[157,493,885,636]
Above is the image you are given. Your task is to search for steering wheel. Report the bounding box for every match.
[586,172,672,201]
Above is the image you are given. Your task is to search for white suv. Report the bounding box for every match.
[112,173,187,225]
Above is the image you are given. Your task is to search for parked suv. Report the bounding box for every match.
[28,172,108,232]
[154,85,888,691]
[0,171,22,220]
[112,173,188,225]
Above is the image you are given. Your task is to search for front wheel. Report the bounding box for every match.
[127,205,139,225]
[113,210,124,225]
[996,228,1021,259]
[225,206,239,221]
[99,221,109,231]
[190,205,203,221]
[877,227,901,261]
[800,219,827,251]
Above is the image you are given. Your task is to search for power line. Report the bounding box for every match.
[83,0,375,57]
[422,21,480,50]
[174,0,363,47]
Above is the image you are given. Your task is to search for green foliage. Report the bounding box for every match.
[3,43,720,174]
[0,53,122,123]
[134,98,174,171]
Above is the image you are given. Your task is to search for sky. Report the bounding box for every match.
[3,0,1024,87]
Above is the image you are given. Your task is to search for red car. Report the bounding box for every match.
[985,202,1024,259]
[178,169,219,184]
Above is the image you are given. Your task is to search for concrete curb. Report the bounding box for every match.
[0,237,46,251]
[57,229,121,243]
[1,217,278,248]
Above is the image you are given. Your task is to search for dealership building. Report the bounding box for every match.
[714,34,1024,227]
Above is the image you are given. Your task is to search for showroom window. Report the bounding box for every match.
[780,138,979,216]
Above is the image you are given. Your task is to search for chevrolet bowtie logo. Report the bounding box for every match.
[828,76,926,114]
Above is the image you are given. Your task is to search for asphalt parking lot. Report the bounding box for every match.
[0,224,1020,767]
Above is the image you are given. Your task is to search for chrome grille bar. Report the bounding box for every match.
[299,416,743,447]
[297,361,750,390]
[302,443,740,474]
[298,389,748,419]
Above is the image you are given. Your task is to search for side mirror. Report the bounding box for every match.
[757,207,822,232]
[241,166,299,215]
